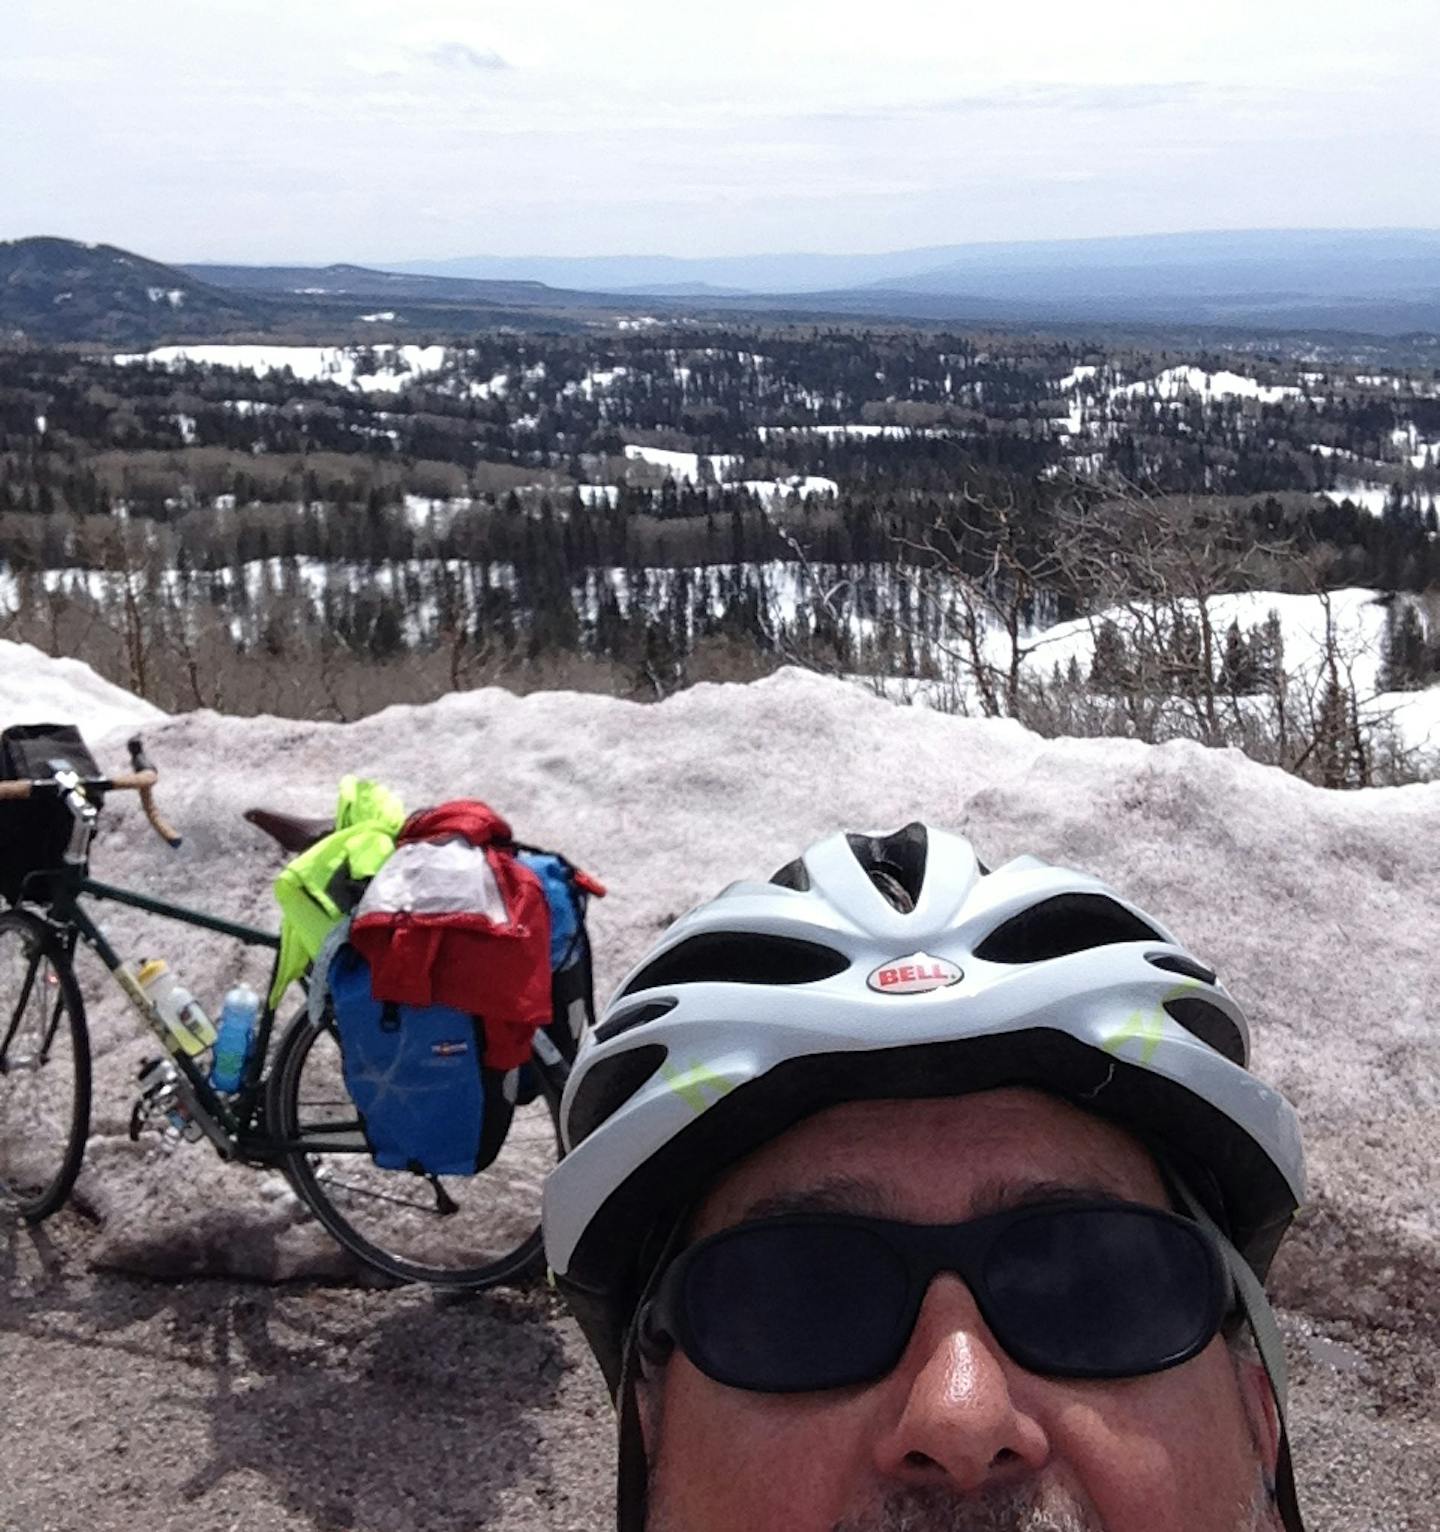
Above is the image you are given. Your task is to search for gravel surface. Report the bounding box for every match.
[1,1217,613,1532]
[4,1202,1436,1532]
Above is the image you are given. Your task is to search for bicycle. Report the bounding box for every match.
[0,736,574,1288]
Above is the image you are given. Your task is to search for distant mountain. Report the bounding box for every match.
[383,228,1440,334]
[881,228,1440,301]
[7,231,1440,346]
[380,247,968,294]
[0,237,258,343]
[0,239,621,344]
[180,260,608,311]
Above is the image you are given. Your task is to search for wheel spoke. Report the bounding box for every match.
[0,913,90,1221]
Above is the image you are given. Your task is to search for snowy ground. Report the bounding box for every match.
[1012,587,1440,749]
[114,343,451,394]
[1,653,1437,1529]
[1109,366,1299,405]
[621,444,740,482]
[1052,365,1438,518]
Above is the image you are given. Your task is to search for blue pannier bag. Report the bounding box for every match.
[517,850,584,971]
[328,942,509,1176]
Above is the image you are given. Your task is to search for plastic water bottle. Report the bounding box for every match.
[210,984,261,1094]
[134,959,217,1057]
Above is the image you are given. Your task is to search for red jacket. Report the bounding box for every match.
[349,801,552,1069]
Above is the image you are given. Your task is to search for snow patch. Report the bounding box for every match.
[1111,367,1298,405]
[741,475,839,502]
[1058,365,1098,392]
[114,344,451,395]
[622,445,739,482]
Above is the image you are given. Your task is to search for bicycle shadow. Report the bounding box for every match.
[177,1283,579,1532]
[0,1220,597,1532]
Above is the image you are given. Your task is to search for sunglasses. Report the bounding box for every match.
[639,1200,1230,1392]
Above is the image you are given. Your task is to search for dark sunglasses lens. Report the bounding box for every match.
[680,1222,911,1391]
[982,1207,1223,1377]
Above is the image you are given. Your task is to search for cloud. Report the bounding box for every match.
[344,41,511,81]
[427,42,510,72]
[805,81,1211,124]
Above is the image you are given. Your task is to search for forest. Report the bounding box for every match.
[1,324,1437,784]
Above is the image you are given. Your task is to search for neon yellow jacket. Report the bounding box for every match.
[268,776,405,1008]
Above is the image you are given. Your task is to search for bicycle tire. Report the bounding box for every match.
[266,1007,563,1288]
[0,909,91,1222]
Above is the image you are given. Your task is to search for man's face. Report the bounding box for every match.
[641,1089,1280,1532]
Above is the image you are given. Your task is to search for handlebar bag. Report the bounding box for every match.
[0,722,101,904]
[327,942,515,1176]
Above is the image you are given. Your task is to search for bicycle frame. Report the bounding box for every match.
[56,874,281,1157]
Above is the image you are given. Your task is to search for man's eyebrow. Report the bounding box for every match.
[740,1176,1135,1224]
[739,1175,897,1221]
[965,1177,1136,1217]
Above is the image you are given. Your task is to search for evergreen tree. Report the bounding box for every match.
[1379,602,1429,691]
[1218,618,1260,694]
[1089,619,1129,694]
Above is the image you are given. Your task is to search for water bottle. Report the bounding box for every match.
[209,984,260,1093]
[133,959,217,1057]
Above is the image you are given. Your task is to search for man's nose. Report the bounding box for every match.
[870,1275,1051,1492]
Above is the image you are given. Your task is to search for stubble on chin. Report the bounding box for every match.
[825,1470,1277,1532]
[648,1473,1275,1532]
[829,1479,1106,1532]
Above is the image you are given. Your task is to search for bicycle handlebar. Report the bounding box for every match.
[0,738,183,849]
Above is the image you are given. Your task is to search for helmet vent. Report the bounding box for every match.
[619,932,848,995]
[1164,998,1247,1066]
[974,893,1163,963]
[846,823,928,912]
[769,857,811,892]
[594,998,678,1044]
[568,1044,668,1144]
[1146,952,1218,986]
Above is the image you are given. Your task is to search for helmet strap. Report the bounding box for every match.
[1169,1175,1305,1532]
[614,1215,688,1531]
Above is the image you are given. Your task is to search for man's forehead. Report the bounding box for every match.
[694,1089,1167,1235]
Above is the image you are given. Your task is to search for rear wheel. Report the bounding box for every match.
[0,910,91,1221]
[267,1009,562,1287]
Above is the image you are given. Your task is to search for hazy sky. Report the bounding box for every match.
[4,0,1438,263]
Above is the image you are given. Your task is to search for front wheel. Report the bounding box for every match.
[266,1009,562,1287]
[0,910,91,1221]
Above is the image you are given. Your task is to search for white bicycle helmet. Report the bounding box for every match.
[543,824,1307,1529]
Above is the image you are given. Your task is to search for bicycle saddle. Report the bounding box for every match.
[244,808,335,855]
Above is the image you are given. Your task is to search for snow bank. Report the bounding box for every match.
[0,640,165,741]
[0,652,1431,1288]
